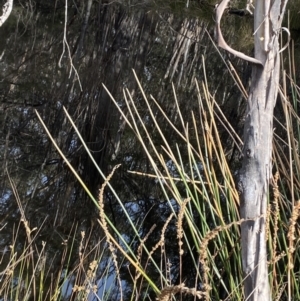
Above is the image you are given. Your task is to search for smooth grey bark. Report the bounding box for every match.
[216,0,289,300]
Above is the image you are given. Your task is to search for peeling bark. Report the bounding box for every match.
[239,56,279,301]
[239,0,288,300]
[216,0,289,300]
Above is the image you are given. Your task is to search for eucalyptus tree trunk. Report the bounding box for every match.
[216,0,289,300]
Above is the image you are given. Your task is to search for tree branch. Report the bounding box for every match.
[0,0,13,27]
[215,0,263,65]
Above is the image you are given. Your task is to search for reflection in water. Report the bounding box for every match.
[0,1,249,300]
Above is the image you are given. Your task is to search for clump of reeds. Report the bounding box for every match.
[11,43,298,301]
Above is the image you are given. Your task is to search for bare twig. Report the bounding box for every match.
[215,0,263,65]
